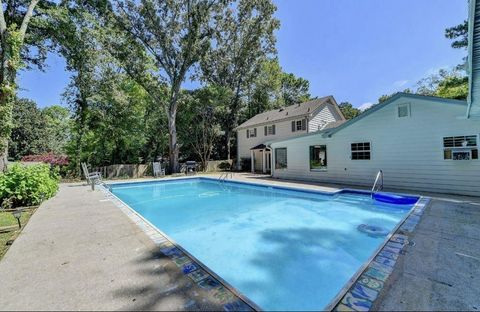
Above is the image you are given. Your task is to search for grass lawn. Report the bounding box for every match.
[0,209,35,260]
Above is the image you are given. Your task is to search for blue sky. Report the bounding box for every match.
[19,0,468,109]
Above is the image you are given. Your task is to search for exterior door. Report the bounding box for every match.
[266,151,271,172]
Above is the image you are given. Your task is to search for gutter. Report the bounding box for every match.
[467,0,477,119]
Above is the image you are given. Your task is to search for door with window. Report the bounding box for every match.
[265,150,272,172]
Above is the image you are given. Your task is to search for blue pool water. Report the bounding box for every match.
[110,178,416,310]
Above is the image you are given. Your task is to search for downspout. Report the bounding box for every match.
[467,0,477,118]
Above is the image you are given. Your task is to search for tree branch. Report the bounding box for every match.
[0,0,6,40]
[19,0,40,42]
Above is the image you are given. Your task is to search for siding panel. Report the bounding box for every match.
[271,98,480,196]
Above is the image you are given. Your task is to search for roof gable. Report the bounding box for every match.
[268,93,467,145]
[324,93,467,137]
[235,96,334,130]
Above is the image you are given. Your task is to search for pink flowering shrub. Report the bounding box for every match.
[21,153,69,166]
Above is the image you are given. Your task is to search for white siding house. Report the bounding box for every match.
[270,94,480,196]
[235,96,345,172]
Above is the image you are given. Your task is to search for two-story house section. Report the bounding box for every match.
[235,96,346,173]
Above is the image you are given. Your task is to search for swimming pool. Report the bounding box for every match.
[109,178,418,310]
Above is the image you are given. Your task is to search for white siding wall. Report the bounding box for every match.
[308,105,338,132]
[271,97,480,196]
[237,118,307,163]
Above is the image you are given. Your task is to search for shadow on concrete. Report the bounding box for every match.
[110,246,231,311]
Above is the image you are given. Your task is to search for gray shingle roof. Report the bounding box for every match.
[236,96,333,129]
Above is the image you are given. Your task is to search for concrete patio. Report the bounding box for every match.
[0,182,232,311]
[0,174,479,311]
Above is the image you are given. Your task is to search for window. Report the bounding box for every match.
[296,120,303,131]
[291,119,307,132]
[264,124,276,136]
[443,135,478,160]
[351,142,371,160]
[275,148,287,169]
[310,145,327,170]
[397,103,410,118]
[246,128,257,138]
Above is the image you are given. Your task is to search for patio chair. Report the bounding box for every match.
[152,162,165,177]
[81,162,102,185]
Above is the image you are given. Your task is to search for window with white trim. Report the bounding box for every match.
[310,145,327,170]
[275,148,287,169]
[264,124,276,136]
[291,119,307,132]
[351,142,371,160]
[443,135,478,160]
[246,128,257,138]
[397,103,410,118]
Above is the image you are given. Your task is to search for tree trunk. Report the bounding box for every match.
[168,109,179,173]
[0,144,7,172]
[225,129,231,160]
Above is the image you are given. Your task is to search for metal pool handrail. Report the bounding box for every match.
[218,171,233,182]
[371,170,384,198]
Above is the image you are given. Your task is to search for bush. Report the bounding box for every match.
[0,163,59,208]
[21,153,69,166]
[21,153,70,178]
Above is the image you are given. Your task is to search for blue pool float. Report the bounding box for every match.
[373,193,418,205]
[357,224,389,237]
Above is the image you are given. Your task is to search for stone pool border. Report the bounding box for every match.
[329,196,431,312]
[98,184,258,312]
[100,177,429,312]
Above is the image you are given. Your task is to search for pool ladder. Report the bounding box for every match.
[218,171,233,182]
[371,170,384,199]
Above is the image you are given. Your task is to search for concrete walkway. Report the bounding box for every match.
[0,174,479,311]
[374,198,480,311]
[0,183,227,311]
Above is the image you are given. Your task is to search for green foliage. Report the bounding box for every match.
[179,85,232,167]
[8,98,44,159]
[445,19,468,50]
[281,72,310,106]
[338,102,361,120]
[8,99,71,160]
[0,163,59,208]
[0,0,52,169]
[199,0,280,159]
[416,69,468,100]
[378,89,412,104]
[247,58,311,119]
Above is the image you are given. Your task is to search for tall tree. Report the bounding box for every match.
[445,19,468,50]
[200,0,279,160]
[247,58,283,117]
[114,0,227,172]
[180,85,230,169]
[281,72,310,106]
[41,105,71,154]
[49,0,104,175]
[416,69,468,100]
[8,98,45,158]
[338,102,360,120]
[247,58,311,118]
[0,0,49,170]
